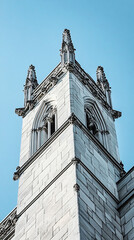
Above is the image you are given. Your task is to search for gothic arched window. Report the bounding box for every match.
[84,98,109,149]
[31,102,57,155]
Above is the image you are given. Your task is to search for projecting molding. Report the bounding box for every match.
[0,208,17,240]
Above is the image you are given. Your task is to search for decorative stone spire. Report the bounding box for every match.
[24,65,38,107]
[60,29,76,67]
[96,66,107,90]
[96,66,112,107]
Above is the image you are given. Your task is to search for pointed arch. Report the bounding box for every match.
[31,100,57,155]
[84,97,109,149]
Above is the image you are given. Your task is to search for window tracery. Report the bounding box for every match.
[31,102,57,155]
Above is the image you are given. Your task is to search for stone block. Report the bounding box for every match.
[124,219,133,235]
[125,209,134,223]
[80,191,95,211]
[115,229,123,240]
[92,213,102,228]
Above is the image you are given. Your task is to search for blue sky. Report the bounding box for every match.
[0,0,134,221]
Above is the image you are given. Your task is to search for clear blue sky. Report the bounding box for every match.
[0,0,134,221]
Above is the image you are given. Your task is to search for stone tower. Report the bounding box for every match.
[1,29,134,240]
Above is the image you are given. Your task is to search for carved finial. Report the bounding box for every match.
[60,29,76,67]
[24,65,38,107]
[96,66,107,90]
[26,64,37,82]
[96,66,112,107]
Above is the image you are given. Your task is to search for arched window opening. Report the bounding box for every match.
[84,98,109,150]
[31,103,57,155]
[51,115,55,135]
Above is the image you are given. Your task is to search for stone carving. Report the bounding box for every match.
[71,157,80,165]
[60,29,76,67]
[65,63,74,72]
[111,109,122,119]
[0,208,17,239]
[15,100,35,117]
[73,183,80,192]
[24,65,38,107]
[41,76,58,94]
[120,162,126,177]
[13,166,21,181]
[15,107,25,117]
[68,113,77,124]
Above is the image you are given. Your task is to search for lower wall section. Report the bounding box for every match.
[77,164,123,240]
[14,165,80,240]
[119,197,134,240]
[117,167,134,240]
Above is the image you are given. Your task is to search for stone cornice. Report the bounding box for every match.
[0,207,17,240]
[33,63,61,94]
[13,114,123,181]
[15,61,121,119]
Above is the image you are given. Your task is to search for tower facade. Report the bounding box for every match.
[1,29,134,240]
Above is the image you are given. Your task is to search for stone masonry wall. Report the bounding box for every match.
[14,165,80,240]
[13,68,133,240]
[77,164,123,240]
[17,125,75,213]
[69,72,120,162]
[14,70,82,239]
[117,168,134,240]
[19,72,71,166]
[74,125,120,198]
